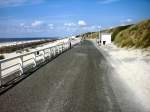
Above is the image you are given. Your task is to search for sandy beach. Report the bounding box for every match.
[0,37,81,81]
[93,40,150,110]
[0,39,46,48]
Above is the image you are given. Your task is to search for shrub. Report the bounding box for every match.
[16,50,23,53]
[25,48,30,52]
[0,55,5,60]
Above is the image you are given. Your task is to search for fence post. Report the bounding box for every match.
[62,45,63,52]
[20,56,24,75]
[53,47,56,56]
[34,52,37,67]
[63,43,66,51]
[65,43,67,49]
[49,48,51,58]
[0,62,2,86]
[43,50,45,61]
[59,46,60,53]
[57,46,59,54]
[61,44,63,53]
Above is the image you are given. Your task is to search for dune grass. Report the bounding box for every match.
[114,19,150,48]
[0,55,5,60]
[78,32,99,39]
[109,25,132,41]
[78,19,150,49]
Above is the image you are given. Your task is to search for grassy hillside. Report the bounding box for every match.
[78,25,132,41]
[114,19,150,48]
[106,25,132,41]
[78,32,99,39]
[78,19,150,48]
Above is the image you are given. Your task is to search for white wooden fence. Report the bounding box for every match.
[0,42,70,86]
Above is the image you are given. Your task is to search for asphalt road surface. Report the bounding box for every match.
[0,40,123,112]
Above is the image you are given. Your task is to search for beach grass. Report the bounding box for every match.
[0,55,5,60]
[0,40,54,54]
[78,19,150,49]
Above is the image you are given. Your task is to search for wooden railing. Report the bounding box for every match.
[0,42,70,86]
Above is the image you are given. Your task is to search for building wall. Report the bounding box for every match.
[101,34,111,45]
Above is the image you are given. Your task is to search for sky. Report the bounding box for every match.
[0,0,150,38]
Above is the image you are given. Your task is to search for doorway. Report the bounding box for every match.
[103,41,106,45]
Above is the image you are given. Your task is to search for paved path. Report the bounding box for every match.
[0,40,121,112]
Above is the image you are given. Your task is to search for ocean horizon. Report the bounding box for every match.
[0,37,58,43]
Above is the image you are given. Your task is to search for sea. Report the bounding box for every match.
[0,37,58,43]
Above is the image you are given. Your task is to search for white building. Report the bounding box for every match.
[100,33,112,45]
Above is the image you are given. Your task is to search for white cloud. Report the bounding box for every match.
[91,26,96,29]
[86,25,99,31]
[48,24,53,27]
[0,0,44,7]
[64,23,76,27]
[120,23,126,26]
[0,0,26,6]
[97,25,102,29]
[20,23,25,27]
[126,18,133,22]
[48,24,54,29]
[17,21,55,33]
[31,20,44,27]
[120,18,133,25]
[99,0,119,4]
[78,20,87,27]
[120,18,133,26]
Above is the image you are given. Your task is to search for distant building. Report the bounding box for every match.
[70,36,76,39]
[100,33,112,45]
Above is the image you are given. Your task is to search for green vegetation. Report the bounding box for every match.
[0,55,5,60]
[78,32,99,39]
[25,48,30,52]
[77,25,132,41]
[76,32,99,39]
[107,25,132,41]
[78,19,150,48]
[114,19,150,48]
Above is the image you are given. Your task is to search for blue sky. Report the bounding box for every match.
[0,0,150,38]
